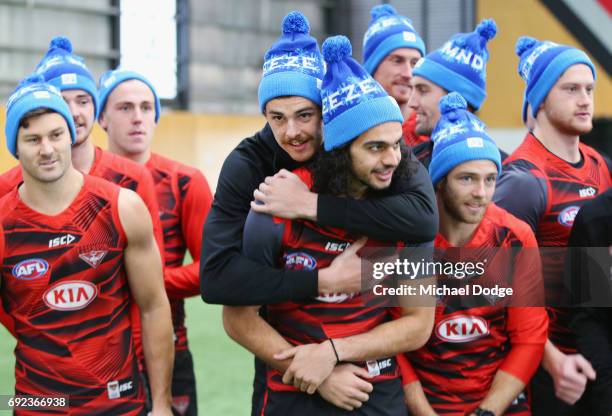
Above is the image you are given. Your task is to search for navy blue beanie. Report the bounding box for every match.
[35,36,100,118]
[413,19,497,111]
[429,92,501,186]
[5,74,76,158]
[321,36,403,151]
[98,68,161,122]
[362,4,426,75]
[515,36,596,122]
[258,11,325,113]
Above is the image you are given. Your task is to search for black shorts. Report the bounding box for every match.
[142,348,198,416]
[257,378,407,416]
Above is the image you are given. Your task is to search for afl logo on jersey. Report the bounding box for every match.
[12,259,49,280]
[558,206,580,227]
[43,281,98,311]
[436,315,489,343]
[284,252,317,270]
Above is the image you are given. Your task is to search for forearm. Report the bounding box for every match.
[477,370,525,415]
[542,339,563,373]
[334,308,434,362]
[403,381,437,416]
[165,262,200,299]
[140,300,174,409]
[222,306,294,372]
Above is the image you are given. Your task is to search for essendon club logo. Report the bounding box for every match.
[436,315,489,343]
[43,280,98,311]
[558,206,580,227]
[78,250,108,268]
[12,259,49,280]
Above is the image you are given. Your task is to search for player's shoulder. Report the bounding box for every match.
[487,203,536,244]
[99,148,151,179]
[0,165,23,197]
[150,152,202,178]
[83,174,123,201]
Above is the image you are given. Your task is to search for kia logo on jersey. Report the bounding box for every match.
[12,259,49,280]
[558,206,580,227]
[284,252,317,270]
[436,315,489,343]
[43,281,98,311]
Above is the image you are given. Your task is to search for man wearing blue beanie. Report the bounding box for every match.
[362,4,426,143]
[494,37,611,416]
[224,35,435,415]
[406,19,508,167]
[98,67,213,416]
[1,75,174,415]
[201,11,436,306]
[403,91,547,416]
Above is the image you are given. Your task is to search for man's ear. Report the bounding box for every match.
[98,112,108,131]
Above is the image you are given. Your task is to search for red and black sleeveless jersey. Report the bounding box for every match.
[404,204,548,415]
[255,168,402,392]
[145,152,212,352]
[495,133,611,351]
[0,175,144,415]
[0,148,165,363]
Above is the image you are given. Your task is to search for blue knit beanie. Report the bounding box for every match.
[98,68,161,122]
[362,4,426,75]
[258,11,325,113]
[35,36,99,118]
[321,36,403,152]
[515,36,596,122]
[5,74,76,158]
[413,19,497,111]
[429,92,501,186]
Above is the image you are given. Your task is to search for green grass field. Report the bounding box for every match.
[0,298,255,415]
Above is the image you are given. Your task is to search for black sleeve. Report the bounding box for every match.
[568,209,612,414]
[200,152,317,306]
[242,210,284,267]
[493,166,547,233]
[317,154,438,243]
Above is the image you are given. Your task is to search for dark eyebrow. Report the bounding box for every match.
[50,127,64,135]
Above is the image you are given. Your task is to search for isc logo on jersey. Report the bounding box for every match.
[43,280,98,311]
[284,252,317,270]
[436,315,489,343]
[558,206,580,227]
[12,259,49,280]
[49,234,76,248]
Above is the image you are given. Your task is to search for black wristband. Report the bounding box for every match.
[329,339,340,364]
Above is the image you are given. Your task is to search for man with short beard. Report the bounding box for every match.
[361,4,427,147]
[223,35,435,416]
[400,92,548,416]
[1,75,173,415]
[0,38,165,364]
[494,37,612,415]
[405,19,507,166]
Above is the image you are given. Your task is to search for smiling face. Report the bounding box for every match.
[373,48,422,107]
[61,89,95,145]
[99,79,157,162]
[348,121,403,197]
[264,96,322,162]
[437,160,498,225]
[538,64,595,136]
[16,110,72,184]
[408,75,447,136]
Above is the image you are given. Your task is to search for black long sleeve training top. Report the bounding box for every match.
[200,124,437,305]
